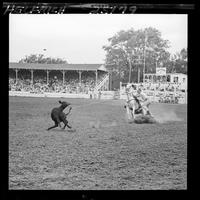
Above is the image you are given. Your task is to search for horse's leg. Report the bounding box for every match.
[62,119,72,130]
[47,122,58,131]
[131,108,135,119]
[56,118,62,128]
[143,107,147,115]
[129,102,135,120]
[142,101,151,116]
[126,105,133,120]
[126,106,131,120]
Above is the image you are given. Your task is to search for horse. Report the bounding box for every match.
[47,100,72,131]
[124,88,148,120]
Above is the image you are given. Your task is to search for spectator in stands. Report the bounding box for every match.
[9,71,105,94]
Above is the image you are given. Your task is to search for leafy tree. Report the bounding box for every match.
[103,27,170,83]
[19,54,68,64]
[166,48,187,74]
[177,48,187,74]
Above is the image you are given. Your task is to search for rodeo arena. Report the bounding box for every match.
[8,12,188,192]
[9,61,187,190]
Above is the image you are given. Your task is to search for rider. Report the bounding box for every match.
[125,83,140,110]
[134,87,152,115]
[126,84,152,115]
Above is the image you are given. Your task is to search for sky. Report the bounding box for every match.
[9,14,187,64]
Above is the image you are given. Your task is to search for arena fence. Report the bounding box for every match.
[9,86,187,104]
[120,82,187,104]
[9,91,116,100]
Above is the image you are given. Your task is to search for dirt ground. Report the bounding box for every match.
[9,96,187,190]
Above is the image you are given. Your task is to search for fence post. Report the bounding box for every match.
[31,69,34,85]
[185,84,187,104]
[62,70,65,86]
[46,70,49,85]
[174,84,176,103]
[15,69,18,84]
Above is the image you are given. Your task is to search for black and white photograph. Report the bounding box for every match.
[9,12,187,190]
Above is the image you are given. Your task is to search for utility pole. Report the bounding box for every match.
[128,57,132,83]
[138,64,140,83]
[143,32,147,83]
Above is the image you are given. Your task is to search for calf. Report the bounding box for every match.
[47,100,72,131]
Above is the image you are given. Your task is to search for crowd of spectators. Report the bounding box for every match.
[121,82,187,104]
[9,73,106,94]
[137,82,186,92]
[158,94,179,104]
[139,82,187,104]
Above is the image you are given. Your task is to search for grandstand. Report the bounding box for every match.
[9,62,109,95]
[9,63,187,104]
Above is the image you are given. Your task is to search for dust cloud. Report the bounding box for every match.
[154,110,182,123]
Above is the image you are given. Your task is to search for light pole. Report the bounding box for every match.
[143,32,147,83]
[155,51,161,69]
[136,56,143,83]
[156,58,158,68]
[128,57,132,83]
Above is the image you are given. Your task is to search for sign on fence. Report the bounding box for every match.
[156,67,166,75]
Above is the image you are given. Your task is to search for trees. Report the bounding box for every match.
[19,54,68,64]
[174,48,187,74]
[166,48,187,74]
[103,27,171,83]
[103,27,187,88]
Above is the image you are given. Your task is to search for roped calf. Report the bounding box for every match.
[47,100,72,131]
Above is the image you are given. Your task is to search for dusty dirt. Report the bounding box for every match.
[9,97,187,190]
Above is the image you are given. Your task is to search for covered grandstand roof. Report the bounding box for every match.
[9,62,107,72]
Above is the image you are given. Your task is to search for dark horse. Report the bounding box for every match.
[47,100,72,131]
